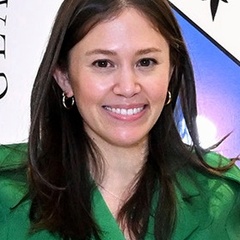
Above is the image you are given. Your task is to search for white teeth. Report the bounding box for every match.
[121,109,127,115]
[104,106,144,116]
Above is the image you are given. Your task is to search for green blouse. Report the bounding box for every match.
[0,143,240,239]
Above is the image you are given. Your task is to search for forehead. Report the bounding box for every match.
[76,8,168,50]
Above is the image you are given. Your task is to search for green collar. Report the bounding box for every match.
[92,188,125,239]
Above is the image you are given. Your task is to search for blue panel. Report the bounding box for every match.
[174,10,240,161]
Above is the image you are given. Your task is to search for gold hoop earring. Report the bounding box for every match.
[62,93,75,109]
[165,91,172,106]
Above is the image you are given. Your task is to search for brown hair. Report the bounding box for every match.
[28,0,211,239]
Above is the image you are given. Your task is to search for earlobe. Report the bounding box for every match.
[53,67,74,97]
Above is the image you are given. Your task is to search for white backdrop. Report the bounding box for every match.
[169,0,240,64]
[0,1,239,150]
[0,1,62,144]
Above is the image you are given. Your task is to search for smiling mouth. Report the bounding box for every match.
[103,106,145,116]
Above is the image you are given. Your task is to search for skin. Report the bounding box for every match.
[54,8,172,226]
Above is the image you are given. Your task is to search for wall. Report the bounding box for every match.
[169,0,240,159]
[0,1,62,143]
[0,1,239,159]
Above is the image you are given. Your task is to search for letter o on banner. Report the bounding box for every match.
[0,73,8,99]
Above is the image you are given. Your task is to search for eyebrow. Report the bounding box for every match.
[85,49,117,56]
[85,47,162,56]
[136,48,162,55]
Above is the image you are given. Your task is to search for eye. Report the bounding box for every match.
[92,59,114,68]
[137,58,158,67]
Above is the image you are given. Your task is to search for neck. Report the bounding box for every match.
[103,144,146,183]
[90,136,148,195]
[89,136,148,228]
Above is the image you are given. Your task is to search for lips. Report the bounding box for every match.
[103,106,145,116]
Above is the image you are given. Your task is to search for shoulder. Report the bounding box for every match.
[203,151,240,183]
[177,151,240,202]
[0,143,28,208]
[177,151,240,191]
[198,152,240,216]
[0,143,59,239]
[174,152,240,239]
[0,143,28,237]
[0,142,28,169]
[0,199,59,240]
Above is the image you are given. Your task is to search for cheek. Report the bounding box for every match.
[70,75,109,112]
[73,84,95,108]
[70,73,94,98]
[147,79,169,103]
[153,93,167,112]
[72,70,111,92]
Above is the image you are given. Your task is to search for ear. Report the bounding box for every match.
[53,67,74,97]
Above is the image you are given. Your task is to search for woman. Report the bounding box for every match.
[0,0,240,239]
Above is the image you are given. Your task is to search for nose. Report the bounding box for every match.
[112,68,141,98]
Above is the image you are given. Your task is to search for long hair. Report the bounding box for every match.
[28,0,212,239]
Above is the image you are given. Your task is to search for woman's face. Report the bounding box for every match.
[55,8,171,149]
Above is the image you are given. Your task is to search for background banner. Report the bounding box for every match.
[169,0,240,158]
[0,1,62,144]
[0,1,239,159]
[169,0,240,65]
